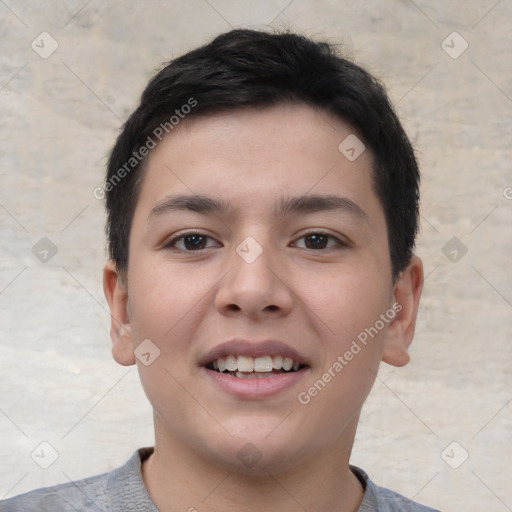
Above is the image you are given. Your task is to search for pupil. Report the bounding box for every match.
[184,235,206,250]
[305,234,328,249]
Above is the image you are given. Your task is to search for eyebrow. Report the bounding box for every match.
[149,194,367,220]
[277,194,367,219]
[150,194,231,216]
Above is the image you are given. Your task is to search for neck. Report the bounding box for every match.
[142,416,364,512]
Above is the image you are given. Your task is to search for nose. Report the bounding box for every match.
[214,238,294,320]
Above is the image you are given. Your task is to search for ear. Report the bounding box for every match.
[103,260,136,366]
[382,255,424,367]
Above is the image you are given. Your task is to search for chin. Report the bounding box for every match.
[202,424,315,476]
[213,446,309,477]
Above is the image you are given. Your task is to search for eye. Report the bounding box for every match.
[165,232,220,251]
[292,232,346,250]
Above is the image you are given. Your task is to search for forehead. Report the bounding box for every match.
[134,103,379,221]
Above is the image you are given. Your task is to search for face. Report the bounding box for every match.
[104,103,423,474]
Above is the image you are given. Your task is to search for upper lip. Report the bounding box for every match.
[199,339,309,367]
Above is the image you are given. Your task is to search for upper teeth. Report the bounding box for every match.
[212,355,300,373]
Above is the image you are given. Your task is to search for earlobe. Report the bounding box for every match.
[382,255,424,367]
[103,260,136,366]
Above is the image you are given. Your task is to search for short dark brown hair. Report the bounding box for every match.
[105,29,420,279]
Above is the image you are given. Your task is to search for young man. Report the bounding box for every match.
[1,29,438,511]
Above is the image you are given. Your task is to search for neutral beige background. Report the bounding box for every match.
[1,1,511,511]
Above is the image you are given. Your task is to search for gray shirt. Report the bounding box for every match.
[0,447,440,511]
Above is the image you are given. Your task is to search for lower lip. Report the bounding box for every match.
[201,367,309,399]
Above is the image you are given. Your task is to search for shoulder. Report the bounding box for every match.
[0,471,109,511]
[368,485,441,512]
[351,466,441,512]
[0,448,156,512]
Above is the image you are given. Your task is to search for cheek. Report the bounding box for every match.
[294,262,392,347]
[127,258,216,343]
[292,266,391,439]
[126,262,211,419]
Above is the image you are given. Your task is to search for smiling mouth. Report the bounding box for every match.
[206,355,307,379]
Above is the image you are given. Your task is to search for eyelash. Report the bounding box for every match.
[164,230,348,252]
[292,230,348,250]
[165,231,220,252]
